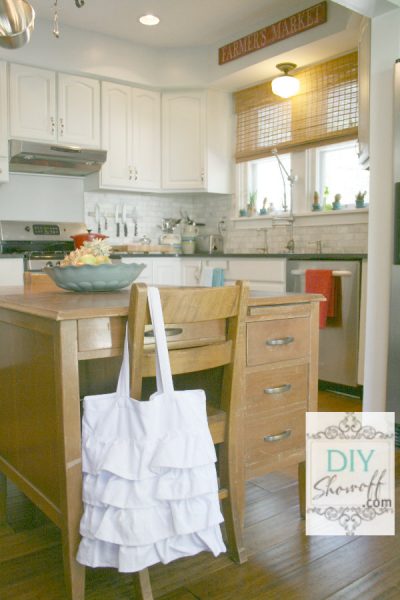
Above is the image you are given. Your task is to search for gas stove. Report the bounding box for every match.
[0,220,87,272]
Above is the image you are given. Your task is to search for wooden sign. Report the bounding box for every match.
[219,1,327,65]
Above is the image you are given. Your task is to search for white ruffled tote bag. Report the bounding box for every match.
[77,286,226,572]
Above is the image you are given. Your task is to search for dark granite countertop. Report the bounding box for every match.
[111,252,367,260]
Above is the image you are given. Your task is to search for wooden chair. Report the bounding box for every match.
[127,281,250,600]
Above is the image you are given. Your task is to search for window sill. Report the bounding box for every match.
[231,207,369,228]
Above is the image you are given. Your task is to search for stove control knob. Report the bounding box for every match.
[25,226,31,232]
[46,261,54,268]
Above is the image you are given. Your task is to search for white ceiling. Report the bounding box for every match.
[29,0,336,49]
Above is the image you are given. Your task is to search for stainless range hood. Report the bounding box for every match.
[9,139,107,176]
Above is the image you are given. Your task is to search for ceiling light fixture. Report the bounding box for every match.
[271,63,300,99]
[139,14,160,26]
[52,0,84,39]
[0,0,35,49]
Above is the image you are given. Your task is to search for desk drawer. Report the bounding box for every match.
[246,317,309,366]
[245,409,305,476]
[246,364,308,414]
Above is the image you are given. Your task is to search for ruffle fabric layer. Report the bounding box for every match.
[78,387,226,572]
[83,464,219,509]
[77,526,226,573]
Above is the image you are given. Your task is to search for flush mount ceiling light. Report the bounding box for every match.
[139,14,160,26]
[271,63,300,99]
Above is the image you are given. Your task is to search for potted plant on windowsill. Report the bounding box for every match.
[332,193,342,210]
[356,190,367,208]
[247,191,257,217]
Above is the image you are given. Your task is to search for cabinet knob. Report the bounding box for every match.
[264,429,292,443]
[50,116,55,134]
[265,336,294,346]
[59,118,64,136]
[263,383,292,395]
[200,170,205,183]
[134,167,138,181]
[128,166,133,180]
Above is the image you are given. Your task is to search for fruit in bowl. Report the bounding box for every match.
[44,239,146,292]
[61,239,113,266]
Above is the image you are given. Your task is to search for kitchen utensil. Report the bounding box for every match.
[95,204,101,233]
[160,218,180,233]
[122,204,128,237]
[44,262,145,292]
[115,205,120,237]
[0,0,35,49]
[70,231,108,249]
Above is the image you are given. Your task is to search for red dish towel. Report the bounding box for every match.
[305,269,335,328]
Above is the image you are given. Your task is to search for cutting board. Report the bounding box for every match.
[111,244,176,254]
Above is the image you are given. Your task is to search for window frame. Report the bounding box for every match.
[235,138,369,218]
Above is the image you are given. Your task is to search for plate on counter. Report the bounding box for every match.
[44,263,146,292]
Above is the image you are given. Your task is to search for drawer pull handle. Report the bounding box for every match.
[266,336,294,346]
[264,429,292,443]
[144,327,183,338]
[264,383,292,395]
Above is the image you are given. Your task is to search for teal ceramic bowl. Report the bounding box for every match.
[44,262,146,292]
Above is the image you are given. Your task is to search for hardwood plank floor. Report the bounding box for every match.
[1,391,398,600]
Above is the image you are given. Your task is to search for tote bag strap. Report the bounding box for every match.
[116,287,175,397]
[147,286,175,395]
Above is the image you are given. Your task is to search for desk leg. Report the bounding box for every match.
[56,321,86,600]
[0,471,6,525]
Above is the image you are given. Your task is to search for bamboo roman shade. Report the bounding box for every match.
[235,51,358,162]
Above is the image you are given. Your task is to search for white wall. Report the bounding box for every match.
[0,174,84,221]
[362,9,400,411]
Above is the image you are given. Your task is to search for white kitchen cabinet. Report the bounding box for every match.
[9,64,100,148]
[225,258,286,292]
[0,62,9,183]
[153,257,181,285]
[0,258,24,286]
[121,256,153,284]
[181,258,202,286]
[101,82,160,190]
[57,74,100,147]
[162,90,232,193]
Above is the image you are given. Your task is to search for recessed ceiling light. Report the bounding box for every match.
[139,14,160,26]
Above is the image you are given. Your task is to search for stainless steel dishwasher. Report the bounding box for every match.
[286,259,361,390]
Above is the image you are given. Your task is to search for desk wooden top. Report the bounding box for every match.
[0,286,322,321]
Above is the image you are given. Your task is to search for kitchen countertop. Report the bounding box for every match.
[0,286,322,321]
[0,252,368,260]
[111,252,368,260]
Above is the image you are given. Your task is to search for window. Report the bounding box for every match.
[317,141,369,208]
[246,154,292,214]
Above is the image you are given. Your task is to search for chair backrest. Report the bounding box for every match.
[127,282,249,406]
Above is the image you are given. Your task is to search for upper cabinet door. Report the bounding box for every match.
[58,74,100,148]
[162,92,206,189]
[132,88,160,190]
[9,64,56,142]
[101,81,132,188]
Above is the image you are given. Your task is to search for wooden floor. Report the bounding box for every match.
[1,391,399,600]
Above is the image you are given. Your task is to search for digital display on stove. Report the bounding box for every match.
[32,224,60,236]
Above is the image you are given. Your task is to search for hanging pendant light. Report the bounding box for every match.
[271,63,300,99]
[0,0,35,49]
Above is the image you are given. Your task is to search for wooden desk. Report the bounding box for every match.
[0,287,320,599]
